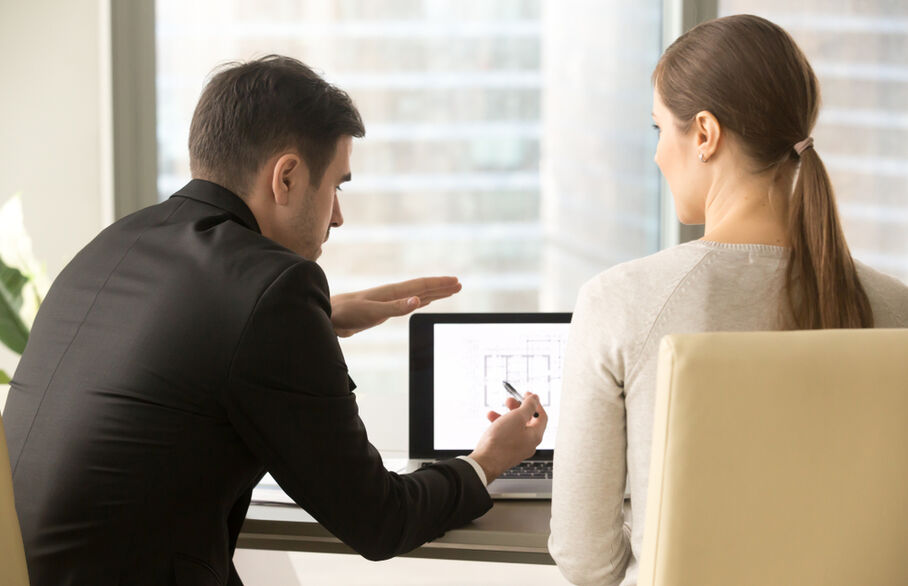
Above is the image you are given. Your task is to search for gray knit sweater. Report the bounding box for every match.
[549,240,908,586]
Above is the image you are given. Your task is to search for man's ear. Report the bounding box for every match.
[693,110,722,162]
[270,153,310,206]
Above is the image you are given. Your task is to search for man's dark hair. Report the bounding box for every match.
[189,55,365,195]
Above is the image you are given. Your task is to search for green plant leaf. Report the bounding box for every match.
[0,369,10,384]
[0,257,30,354]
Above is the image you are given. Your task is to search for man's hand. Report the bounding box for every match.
[330,276,462,337]
[468,393,548,483]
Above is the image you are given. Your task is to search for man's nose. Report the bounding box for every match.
[331,194,344,228]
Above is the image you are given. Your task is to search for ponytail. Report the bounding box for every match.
[785,145,873,329]
[655,15,875,329]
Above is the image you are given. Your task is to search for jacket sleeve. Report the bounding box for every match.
[222,260,492,560]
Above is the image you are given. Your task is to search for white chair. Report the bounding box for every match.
[0,412,29,585]
[639,329,908,586]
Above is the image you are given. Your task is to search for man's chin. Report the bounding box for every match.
[295,245,322,261]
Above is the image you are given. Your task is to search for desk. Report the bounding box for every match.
[239,501,555,565]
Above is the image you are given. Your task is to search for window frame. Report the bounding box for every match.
[660,0,717,247]
[109,0,159,218]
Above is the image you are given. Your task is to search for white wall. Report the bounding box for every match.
[0,0,111,389]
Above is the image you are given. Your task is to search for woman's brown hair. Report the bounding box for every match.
[652,14,872,329]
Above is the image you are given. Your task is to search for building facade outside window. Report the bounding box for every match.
[156,0,663,451]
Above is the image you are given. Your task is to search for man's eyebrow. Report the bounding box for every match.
[339,172,352,183]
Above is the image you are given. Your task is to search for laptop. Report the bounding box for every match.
[408,312,571,499]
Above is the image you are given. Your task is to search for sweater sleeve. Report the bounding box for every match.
[549,280,632,585]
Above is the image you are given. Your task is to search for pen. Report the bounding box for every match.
[502,381,539,418]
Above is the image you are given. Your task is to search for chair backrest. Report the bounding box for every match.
[0,413,29,585]
[639,329,908,586]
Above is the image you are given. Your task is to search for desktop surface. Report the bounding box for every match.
[239,501,555,565]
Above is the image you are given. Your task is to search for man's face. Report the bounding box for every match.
[277,136,352,260]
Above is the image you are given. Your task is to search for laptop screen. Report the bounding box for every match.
[409,313,571,459]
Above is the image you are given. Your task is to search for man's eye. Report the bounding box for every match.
[651,124,661,133]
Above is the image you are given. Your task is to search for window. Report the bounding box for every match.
[156,0,665,451]
[719,1,908,284]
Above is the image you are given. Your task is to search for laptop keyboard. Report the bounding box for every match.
[420,460,553,479]
[500,460,553,480]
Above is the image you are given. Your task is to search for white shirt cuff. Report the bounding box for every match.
[456,455,488,487]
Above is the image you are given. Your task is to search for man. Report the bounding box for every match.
[3,55,546,585]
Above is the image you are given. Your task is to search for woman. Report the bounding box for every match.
[548,14,908,586]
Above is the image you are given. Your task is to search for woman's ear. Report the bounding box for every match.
[693,110,722,162]
[270,153,309,205]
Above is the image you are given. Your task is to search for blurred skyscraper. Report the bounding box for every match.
[156,0,905,450]
[156,0,663,450]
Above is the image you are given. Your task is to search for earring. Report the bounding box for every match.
[698,152,706,163]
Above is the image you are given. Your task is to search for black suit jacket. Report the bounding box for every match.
[3,180,492,586]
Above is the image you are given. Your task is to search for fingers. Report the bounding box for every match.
[523,395,547,443]
[369,277,461,302]
[529,396,548,428]
[519,394,548,436]
[364,298,420,322]
[416,282,463,302]
[400,276,460,296]
[395,297,420,317]
[398,287,460,311]
[495,395,542,426]
[518,393,540,419]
